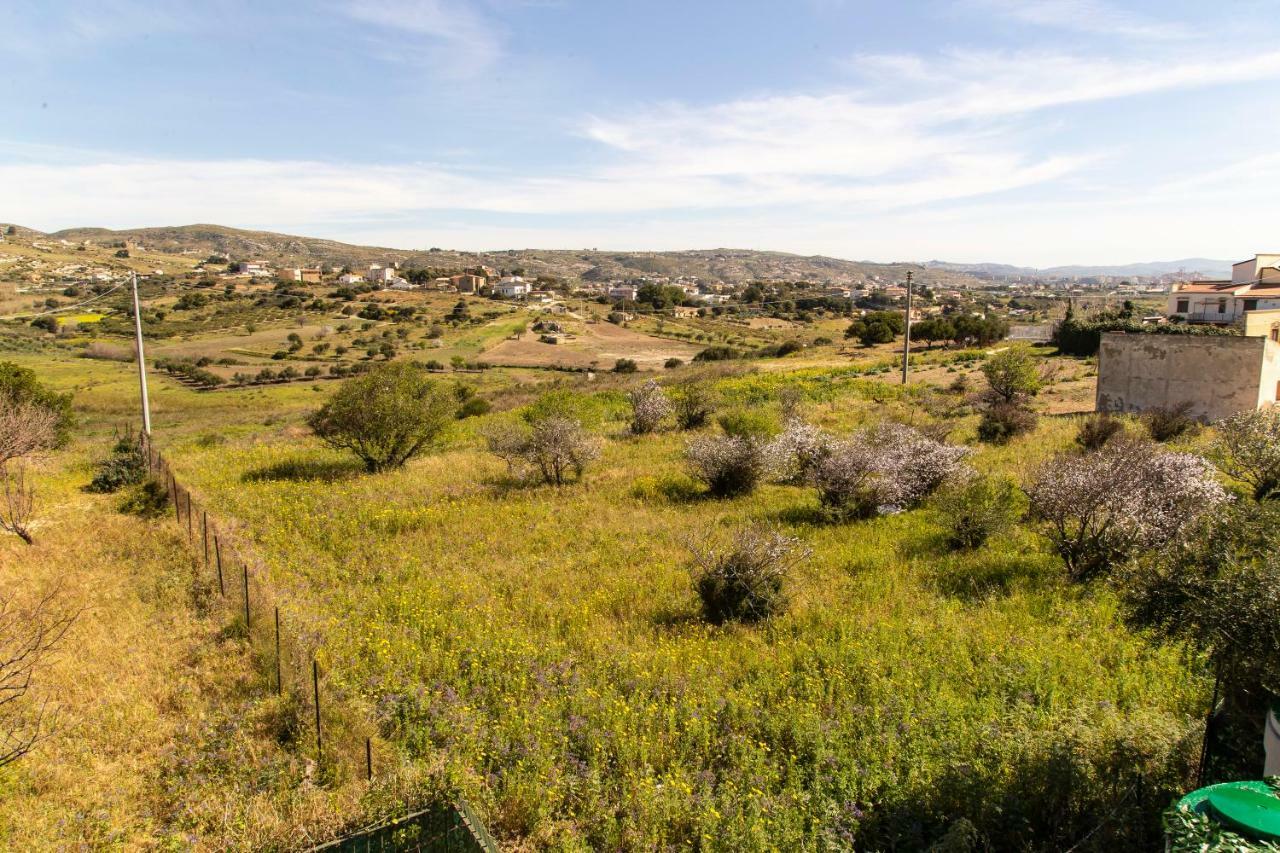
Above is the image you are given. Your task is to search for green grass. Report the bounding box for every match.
[39,351,1199,850]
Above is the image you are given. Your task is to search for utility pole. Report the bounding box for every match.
[901,270,914,385]
[130,272,153,435]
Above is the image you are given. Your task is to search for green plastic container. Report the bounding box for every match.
[1175,781,1280,842]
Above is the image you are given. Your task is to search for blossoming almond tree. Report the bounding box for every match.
[1026,439,1228,582]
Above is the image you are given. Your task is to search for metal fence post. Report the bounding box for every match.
[242,565,250,632]
[214,536,225,596]
[201,511,208,566]
[274,606,282,695]
[313,659,322,764]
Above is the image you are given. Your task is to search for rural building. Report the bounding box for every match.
[451,273,485,293]
[367,264,398,285]
[493,276,530,298]
[338,272,365,284]
[1096,320,1280,422]
[1167,253,1280,324]
[241,261,272,276]
[608,284,638,301]
[279,267,322,283]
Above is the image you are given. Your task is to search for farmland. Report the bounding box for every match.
[0,339,1209,850]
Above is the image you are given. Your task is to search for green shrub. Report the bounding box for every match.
[307,362,456,472]
[457,397,491,419]
[672,381,719,430]
[691,527,808,624]
[1075,413,1124,451]
[664,357,683,369]
[88,436,148,493]
[0,361,74,446]
[1144,402,1199,442]
[685,434,771,497]
[693,345,739,362]
[613,358,638,374]
[934,475,1020,550]
[717,409,779,440]
[977,402,1037,444]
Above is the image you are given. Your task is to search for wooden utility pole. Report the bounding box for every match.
[130,273,152,435]
[901,270,914,385]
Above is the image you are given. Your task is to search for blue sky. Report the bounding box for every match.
[3,0,1279,266]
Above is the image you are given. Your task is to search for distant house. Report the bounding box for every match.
[279,267,322,283]
[242,261,272,277]
[1167,254,1280,324]
[493,276,530,299]
[672,306,699,318]
[451,273,485,294]
[607,284,638,301]
[338,272,365,284]
[367,264,397,285]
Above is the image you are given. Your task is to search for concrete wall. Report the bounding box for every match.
[1096,333,1270,422]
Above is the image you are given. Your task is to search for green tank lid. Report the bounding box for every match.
[1206,786,1280,841]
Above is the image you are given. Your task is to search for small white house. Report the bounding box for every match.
[338,272,365,285]
[1167,254,1280,324]
[494,276,530,298]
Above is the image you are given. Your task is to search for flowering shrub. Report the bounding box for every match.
[628,380,671,435]
[685,434,772,497]
[811,423,969,521]
[486,416,601,486]
[769,418,833,484]
[1025,439,1228,581]
[690,526,810,624]
[1211,407,1280,500]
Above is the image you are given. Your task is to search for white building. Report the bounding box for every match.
[493,276,531,298]
[1167,254,1280,325]
[242,261,272,277]
[367,264,397,285]
[608,284,638,301]
[338,272,365,284]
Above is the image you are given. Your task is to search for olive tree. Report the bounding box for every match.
[980,348,1042,405]
[307,362,455,472]
[1025,439,1228,582]
[1211,407,1280,500]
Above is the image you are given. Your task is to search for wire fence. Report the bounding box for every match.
[138,432,497,851]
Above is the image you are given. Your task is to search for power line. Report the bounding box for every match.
[18,282,125,318]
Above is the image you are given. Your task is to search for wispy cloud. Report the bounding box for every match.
[339,0,502,72]
[977,0,1192,40]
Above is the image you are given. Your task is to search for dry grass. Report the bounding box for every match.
[0,442,383,850]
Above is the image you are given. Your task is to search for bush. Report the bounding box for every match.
[811,423,968,521]
[671,381,718,430]
[933,474,1019,550]
[88,434,148,493]
[457,397,491,419]
[693,345,739,362]
[977,402,1037,444]
[307,362,455,472]
[768,418,833,484]
[628,380,671,434]
[663,357,683,369]
[486,416,601,485]
[1075,413,1124,451]
[1025,439,1227,581]
[690,527,809,624]
[981,348,1041,405]
[1144,402,1199,442]
[717,409,779,440]
[119,476,169,518]
[685,434,772,497]
[613,358,638,374]
[0,362,74,447]
[1211,407,1280,500]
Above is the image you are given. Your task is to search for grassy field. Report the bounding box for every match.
[0,343,1205,850]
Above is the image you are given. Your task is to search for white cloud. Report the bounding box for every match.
[339,0,501,71]
[978,0,1191,40]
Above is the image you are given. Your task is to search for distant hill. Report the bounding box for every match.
[927,257,1234,280]
[8,223,982,287]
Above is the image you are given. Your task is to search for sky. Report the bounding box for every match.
[3,0,1280,266]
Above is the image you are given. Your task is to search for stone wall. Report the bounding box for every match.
[1096,333,1275,422]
